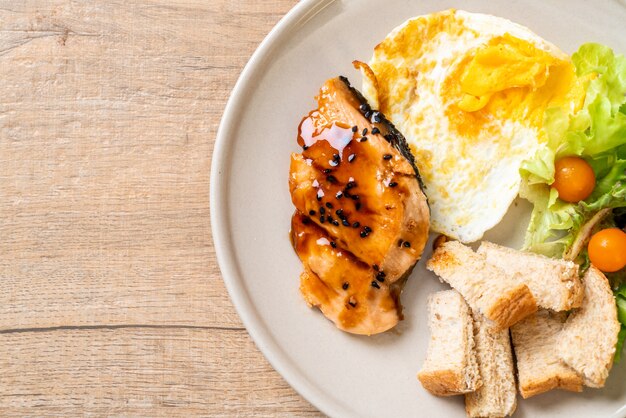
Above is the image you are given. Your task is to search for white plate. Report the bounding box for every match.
[211,1,626,417]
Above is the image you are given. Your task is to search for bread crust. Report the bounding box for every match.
[417,291,481,396]
[511,310,583,399]
[559,266,620,388]
[465,312,517,418]
[418,369,470,397]
[478,241,583,311]
[427,241,537,330]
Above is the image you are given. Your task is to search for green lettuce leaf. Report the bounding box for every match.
[617,327,626,363]
[520,43,626,257]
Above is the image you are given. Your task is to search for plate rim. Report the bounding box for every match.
[210,0,347,416]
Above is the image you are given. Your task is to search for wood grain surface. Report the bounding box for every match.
[0,0,321,416]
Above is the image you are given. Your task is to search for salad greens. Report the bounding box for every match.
[520,43,626,362]
[521,43,626,257]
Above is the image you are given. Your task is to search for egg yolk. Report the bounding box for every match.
[459,34,557,111]
[437,33,587,144]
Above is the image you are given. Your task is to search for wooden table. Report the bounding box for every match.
[0,1,322,416]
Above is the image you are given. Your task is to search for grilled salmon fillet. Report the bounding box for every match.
[289,76,430,335]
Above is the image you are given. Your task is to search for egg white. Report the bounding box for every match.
[362,10,569,243]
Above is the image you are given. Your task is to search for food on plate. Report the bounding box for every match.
[422,239,620,407]
[511,310,584,398]
[521,44,626,260]
[291,213,400,334]
[509,267,619,398]
[426,241,537,330]
[289,76,430,334]
[477,241,583,311]
[559,266,620,388]
[551,156,596,203]
[357,9,586,243]
[417,290,481,396]
[587,228,626,273]
[518,40,626,366]
[465,312,517,418]
[285,5,626,414]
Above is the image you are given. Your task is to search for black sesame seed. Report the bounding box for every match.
[326,202,333,209]
[364,226,372,233]
[327,216,334,223]
[351,125,358,132]
[336,209,344,216]
[342,282,349,290]
[302,217,310,225]
[319,215,325,223]
[343,191,351,198]
[332,220,340,226]
[388,181,398,188]
[371,280,380,289]
[352,221,360,228]
[403,241,411,248]
[336,191,343,199]
[316,195,322,201]
[309,210,316,216]
[323,168,332,174]
[359,103,369,112]
[351,194,360,200]
[373,112,382,122]
[326,175,337,183]
[371,127,380,134]
[362,128,368,136]
[348,154,356,163]
[373,264,379,271]
[319,207,325,215]
[360,230,367,238]
[364,110,372,119]
[384,134,393,142]
[303,145,309,150]
[360,136,368,142]
[346,181,356,190]
[376,271,386,282]
[355,202,362,211]
[330,241,337,248]
[383,154,392,160]
[332,153,340,162]
[342,219,350,226]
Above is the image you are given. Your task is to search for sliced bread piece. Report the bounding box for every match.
[427,241,537,330]
[465,312,517,418]
[559,266,620,388]
[511,310,583,398]
[478,241,583,311]
[418,290,481,396]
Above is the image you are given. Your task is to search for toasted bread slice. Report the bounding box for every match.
[427,241,537,330]
[511,310,583,398]
[418,290,481,396]
[559,266,620,388]
[478,241,583,311]
[465,312,517,418]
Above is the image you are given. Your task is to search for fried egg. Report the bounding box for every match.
[358,9,587,242]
